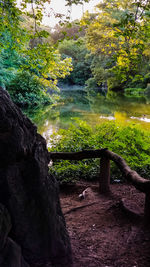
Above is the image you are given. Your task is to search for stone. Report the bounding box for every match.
[0,238,29,267]
[0,87,72,266]
[0,204,11,251]
[0,204,29,266]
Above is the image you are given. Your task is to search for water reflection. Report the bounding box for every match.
[25,87,150,140]
[131,116,150,123]
[100,115,115,120]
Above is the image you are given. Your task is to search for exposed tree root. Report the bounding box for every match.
[64,201,99,215]
[119,198,143,221]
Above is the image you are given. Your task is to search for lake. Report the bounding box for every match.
[27,86,150,144]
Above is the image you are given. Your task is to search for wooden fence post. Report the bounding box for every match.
[144,193,150,224]
[99,156,110,194]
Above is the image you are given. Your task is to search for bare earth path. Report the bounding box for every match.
[60,183,150,267]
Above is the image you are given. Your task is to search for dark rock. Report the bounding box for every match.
[0,204,29,266]
[0,204,11,251]
[0,238,29,267]
[0,87,72,266]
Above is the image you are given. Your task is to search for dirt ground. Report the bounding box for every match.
[60,182,150,267]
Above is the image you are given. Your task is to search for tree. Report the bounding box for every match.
[58,38,92,85]
[84,0,150,91]
[0,0,89,105]
[51,20,85,43]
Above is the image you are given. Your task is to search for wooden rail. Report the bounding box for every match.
[49,148,150,222]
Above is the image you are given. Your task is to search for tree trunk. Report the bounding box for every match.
[99,156,110,194]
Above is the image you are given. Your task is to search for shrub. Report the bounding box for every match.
[7,71,51,106]
[146,83,150,95]
[124,87,146,97]
[49,119,150,184]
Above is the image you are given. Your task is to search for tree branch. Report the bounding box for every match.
[31,0,37,33]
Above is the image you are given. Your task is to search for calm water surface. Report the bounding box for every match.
[27,87,150,143]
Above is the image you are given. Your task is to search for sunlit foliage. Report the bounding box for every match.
[58,38,92,85]
[50,119,150,184]
[0,0,74,105]
[83,0,150,91]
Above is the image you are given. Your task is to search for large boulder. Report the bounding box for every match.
[0,238,30,267]
[0,87,72,266]
[0,204,29,267]
[0,204,11,251]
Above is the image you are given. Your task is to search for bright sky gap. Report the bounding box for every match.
[16,0,100,27]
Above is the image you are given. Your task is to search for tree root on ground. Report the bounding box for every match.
[64,201,99,215]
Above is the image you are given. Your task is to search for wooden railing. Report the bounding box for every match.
[49,148,150,223]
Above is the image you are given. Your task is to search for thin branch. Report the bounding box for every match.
[138,0,149,21]
[134,1,140,26]
[31,0,37,33]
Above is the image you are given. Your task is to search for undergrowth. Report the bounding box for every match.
[49,119,150,184]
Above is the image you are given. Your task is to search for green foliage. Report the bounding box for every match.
[0,0,73,106]
[85,78,101,93]
[65,0,90,5]
[124,87,146,97]
[84,0,150,92]
[50,119,150,184]
[58,38,92,85]
[146,83,150,95]
[85,54,112,93]
[0,32,24,88]
[7,71,52,106]
[0,1,22,50]
[51,21,85,43]
[107,76,123,92]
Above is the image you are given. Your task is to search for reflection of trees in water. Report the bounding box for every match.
[24,105,60,134]
[24,88,150,137]
[87,92,150,119]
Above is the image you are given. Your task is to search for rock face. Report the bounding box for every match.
[0,204,29,266]
[0,87,72,266]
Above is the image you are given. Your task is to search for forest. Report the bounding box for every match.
[1,0,150,107]
[1,0,150,182]
[1,1,150,267]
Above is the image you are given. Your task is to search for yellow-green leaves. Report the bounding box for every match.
[84,0,150,90]
[0,0,74,105]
